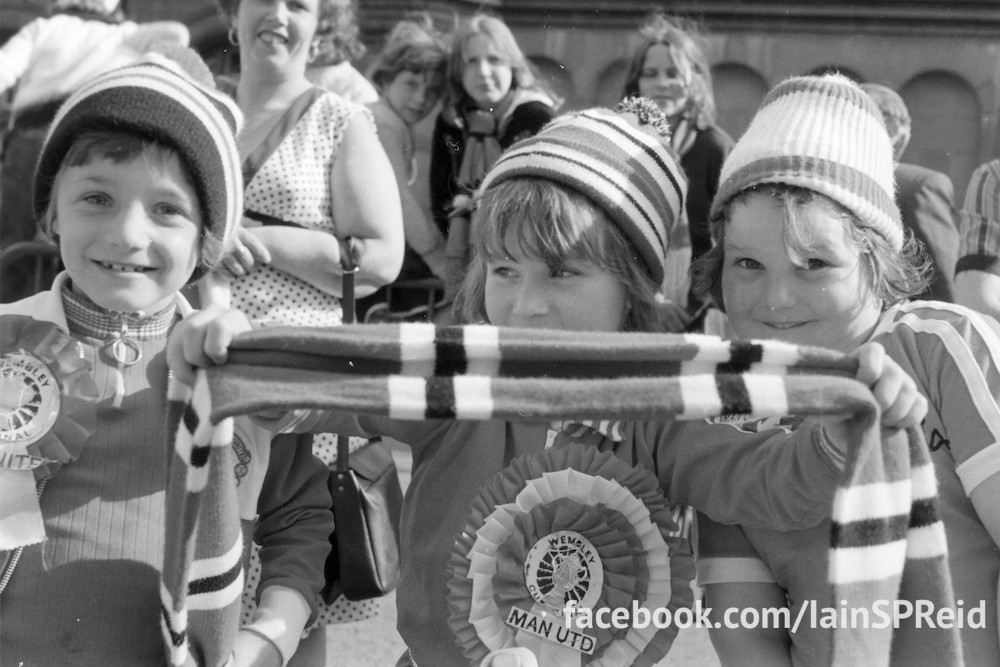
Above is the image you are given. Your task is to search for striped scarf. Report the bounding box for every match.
[162,324,959,666]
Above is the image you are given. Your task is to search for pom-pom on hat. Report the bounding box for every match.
[711,74,903,249]
[34,47,243,282]
[477,98,687,285]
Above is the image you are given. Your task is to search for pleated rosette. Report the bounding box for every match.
[1,315,99,549]
[447,444,693,666]
[1,315,98,477]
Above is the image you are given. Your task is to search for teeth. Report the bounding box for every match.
[99,261,148,273]
[260,32,287,45]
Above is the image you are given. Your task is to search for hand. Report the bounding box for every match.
[167,304,251,386]
[217,225,271,281]
[230,628,282,667]
[479,647,539,667]
[851,341,927,429]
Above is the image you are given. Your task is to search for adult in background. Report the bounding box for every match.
[304,0,378,105]
[213,0,404,663]
[954,159,1000,321]
[430,13,558,302]
[622,12,733,331]
[0,0,188,300]
[862,82,959,302]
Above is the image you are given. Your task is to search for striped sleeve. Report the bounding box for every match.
[957,159,1000,275]
[876,302,1000,494]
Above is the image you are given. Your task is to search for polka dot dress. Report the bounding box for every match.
[235,91,382,628]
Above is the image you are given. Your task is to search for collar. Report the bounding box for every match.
[62,283,178,341]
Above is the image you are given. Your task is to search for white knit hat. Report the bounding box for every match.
[711,74,902,249]
[478,99,687,284]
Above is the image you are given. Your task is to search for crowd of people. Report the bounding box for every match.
[1,2,999,666]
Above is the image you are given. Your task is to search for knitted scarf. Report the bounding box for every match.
[162,324,959,666]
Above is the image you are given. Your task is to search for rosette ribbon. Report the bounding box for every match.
[0,315,99,549]
[446,443,692,666]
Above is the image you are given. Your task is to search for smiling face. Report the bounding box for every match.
[460,33,514,110]
[720,191,882,352]
[383,69,442,126]
[637,43,691,121]
[52,147,203,314]
[235,0,320,78]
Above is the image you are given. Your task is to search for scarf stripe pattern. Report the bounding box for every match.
[162,373,243,667]
[164,324,959,666]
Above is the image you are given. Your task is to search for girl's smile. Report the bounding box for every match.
[721,192,882,353]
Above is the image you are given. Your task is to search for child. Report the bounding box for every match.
[363,13,451,320]
[0,0,189,300]
[692,74,998,665]
[172,100,927,666]
[0,52,333,666]
[430,13,558,301]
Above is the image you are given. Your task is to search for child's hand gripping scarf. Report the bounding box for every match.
[162,323,960,667]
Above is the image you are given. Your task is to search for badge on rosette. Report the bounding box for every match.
[1,315,99,548]
[447,444,694,666]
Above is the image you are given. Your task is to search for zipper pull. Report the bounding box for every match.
[106,318,142,409]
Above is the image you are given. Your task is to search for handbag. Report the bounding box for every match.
[321,237,404,603]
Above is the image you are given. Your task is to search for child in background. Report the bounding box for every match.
[692,74,1000,665]
[0,52,333,666]
[363,13,451,321]
[430,13,558,301]
[172,100,926,667]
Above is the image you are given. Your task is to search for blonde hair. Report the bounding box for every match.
[692,183,931,311]
[455,178,664,332]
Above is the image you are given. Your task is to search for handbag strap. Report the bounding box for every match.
[338,236,360,324]
[336,236,361,472]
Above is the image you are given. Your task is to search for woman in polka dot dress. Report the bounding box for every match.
[214,0,404,663]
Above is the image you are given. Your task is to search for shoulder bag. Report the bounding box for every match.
[322,237,404,602]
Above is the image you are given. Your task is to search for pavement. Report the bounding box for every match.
[325,442,721,666]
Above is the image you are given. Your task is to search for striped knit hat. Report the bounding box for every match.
[711,74,903,249]
[477,100,688,284]
[34,49,243,282]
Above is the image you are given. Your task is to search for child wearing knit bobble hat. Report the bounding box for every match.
[692,73,1000,666]
[0,49,333,667]
[172,98,926,667]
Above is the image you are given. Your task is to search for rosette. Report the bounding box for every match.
[1,315,99,548]
[447,444,694,666]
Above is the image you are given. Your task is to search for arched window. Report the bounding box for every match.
[901,71,980,201]
[712,63,768,140]
[529,54,575,111]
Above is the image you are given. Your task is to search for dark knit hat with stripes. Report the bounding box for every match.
[34,48,243,282]
[477,99,688,285]
[712,74,903,249]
